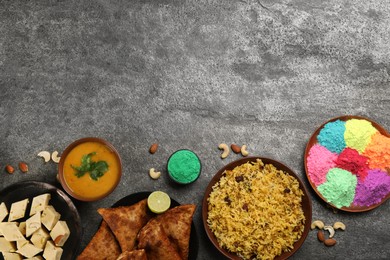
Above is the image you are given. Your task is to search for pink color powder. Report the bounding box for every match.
[335,148,369,183]
[353,169,390,207]
[307,144,338,186]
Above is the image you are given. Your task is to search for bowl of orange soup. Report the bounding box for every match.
[58,137,122,201]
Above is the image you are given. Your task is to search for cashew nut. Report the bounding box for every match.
[324,226,335,238]
[241,145,249,157]
[218,143,230,159]
[333,222,346,231]
[51,151,61,163]
[311,220,325,230]
[37,151,51,163]
[149,168,161,180]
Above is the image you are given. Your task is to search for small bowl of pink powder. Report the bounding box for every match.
[304,115,390,212]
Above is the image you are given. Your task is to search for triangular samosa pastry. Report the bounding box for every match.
[153,204,196,259]
[137,221,181,260]
[77,220,121,260]
[116,249,147,260]
[97,199,153,252]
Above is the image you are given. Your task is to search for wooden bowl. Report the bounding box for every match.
[58,137,122,201]
[202,157,312,260]
[304,115,390,212]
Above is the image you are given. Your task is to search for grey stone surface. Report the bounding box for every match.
[0,0,389,259]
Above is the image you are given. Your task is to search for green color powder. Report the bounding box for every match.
[317,168,357,208]
[167,150,201,184]
[344,119,378,153]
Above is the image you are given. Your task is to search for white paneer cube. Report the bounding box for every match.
[1,252,22,260]
[30,194,51,216]
[30,228,50,249]
[26,213,41,237]
[42,241,62,260]
[16,243,42,258]
[41,206,60,231]
[18,222,26,236]
[0,202,8,222]
[0,223,26,241]
[8,199,29,222]
[50,221,70,247]
[0,237,16,252]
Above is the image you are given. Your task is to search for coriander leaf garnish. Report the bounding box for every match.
[71,152,108,181]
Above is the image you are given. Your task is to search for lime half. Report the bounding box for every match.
[147,191,171,214]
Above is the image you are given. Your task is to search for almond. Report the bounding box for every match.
[5,165,15,174]
[317,230,325,242]
[324,238,337,247]
[54,235,64,245]
[19,162,28,173]
[149,143,159,154]
[231,144,241,154]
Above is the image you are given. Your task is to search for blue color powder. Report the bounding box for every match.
[317,120,346,154]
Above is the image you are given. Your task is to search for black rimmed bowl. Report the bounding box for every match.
[0,181,81,260]
[202,157,312,260]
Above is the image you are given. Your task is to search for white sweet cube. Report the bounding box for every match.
[1,252,22,260]
[42,241,62,260]
[26,213,41,237]
[30,228,50,249]
[0,202,8,222]
[30,194,51,216]
[0,222,26,241]
[41,206,60,231]
[18,222,26,236]
[50,221,70,247]
[0,237,16,252]
[16,242,42,258]
[8,199,29,222]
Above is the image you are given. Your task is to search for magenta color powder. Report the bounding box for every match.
[335,148,369,183]
[307,144,338,186]
[353,169,390,207]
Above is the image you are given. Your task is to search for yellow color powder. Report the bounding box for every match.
[344,119,378,153]
[363,132,390,171]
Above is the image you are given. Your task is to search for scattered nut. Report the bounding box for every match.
[54,235,64,246]
[37,151,51,163]
[231,144,241,154]
[240,145,249,157]
[333,222,346,231]
[5,165,15,174]
[51,151,61,163]
[317,230,325,242]
[324,238,337,247]
[324,225,335,238]
[218,143,230,159]
[19,162,28,173]
[311,220,325,230]
[149,168,161,180]
[149,143,159,154]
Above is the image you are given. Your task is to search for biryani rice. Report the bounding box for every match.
[207,159,305,260]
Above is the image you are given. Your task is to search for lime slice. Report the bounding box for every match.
[147,191,171,214]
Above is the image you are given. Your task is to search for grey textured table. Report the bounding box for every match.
[0,0,389,259]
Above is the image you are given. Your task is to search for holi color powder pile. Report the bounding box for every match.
[307,119,390,208]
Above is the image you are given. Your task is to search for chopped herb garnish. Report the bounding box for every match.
[71,152,109,181]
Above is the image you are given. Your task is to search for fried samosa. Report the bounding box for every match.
[153,204,196,259]
[137,222,181,260]
[97,199,153,252]
[77,220,121,260]
[116,249,147,260]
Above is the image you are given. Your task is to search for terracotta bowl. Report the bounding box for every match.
[304,115,390,212]
[202,156,312,260]
[58,137,122,202]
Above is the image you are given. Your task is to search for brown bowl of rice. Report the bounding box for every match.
[202,157,312,260]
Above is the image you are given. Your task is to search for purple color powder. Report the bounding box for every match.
[307,144,338,186]
[353,169,390,207]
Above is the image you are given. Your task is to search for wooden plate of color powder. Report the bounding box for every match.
[203,157,312,260]
[304,115,390,212]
